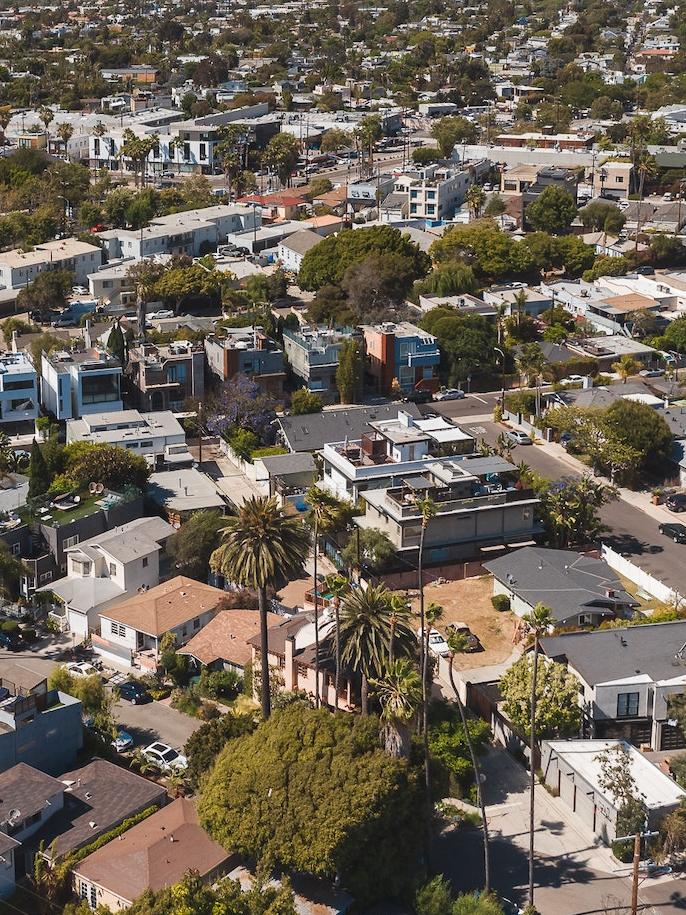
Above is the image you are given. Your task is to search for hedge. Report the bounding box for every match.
[491,594,511,612]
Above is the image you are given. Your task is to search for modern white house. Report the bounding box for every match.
[0,352,38,426]
[38,517,175,637]
[66,410,192,469]
[40,348,123,421]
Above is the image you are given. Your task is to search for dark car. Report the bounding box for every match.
[666,493,686,513]
[636,265,655,276]
[117,681,151,704]
[660,522,686,543]
[402,390,433,404]
[0,630,21,651]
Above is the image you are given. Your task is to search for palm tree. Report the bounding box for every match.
[370,658,422,758]
[338,584,414,713]
[466,185,486,221]
[323,572,350,710]
[446,629,491,893]
[57,122,73,152]
[388,592,412,665]
[306,485,343,707]
[210,496,310,719]
[415,494,437,738]
[635,152,657,253]
[522,602,553,910]
[611,354,640,384]
[38,105,53,140]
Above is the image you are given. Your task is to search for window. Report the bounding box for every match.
[200,143,207,161]
[39,571,52,584]
[617,692,639,718]
[142,557,148,568]
[193,617,200,629]
[109,562,116,576]
[111,621,125,637]
[11,542,20,556]
[64,535,79,549]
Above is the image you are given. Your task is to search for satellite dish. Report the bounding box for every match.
[7,808,20,825]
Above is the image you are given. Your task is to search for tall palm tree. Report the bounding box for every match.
[210,496,310,719]
[388,592,412,665]
[415,494,437,738]
[338,584,414,713]
[522,602,553,910]
[370,658,422,758]
[323,571,350,710]
[306,485,343,707]
[466,185,486,221]
[446,630,490,893]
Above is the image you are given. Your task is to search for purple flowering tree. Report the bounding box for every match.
[206,374,277,445]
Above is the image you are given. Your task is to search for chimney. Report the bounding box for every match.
[284,635,296,691]
[11,331,17,354]
[84,320,92,349]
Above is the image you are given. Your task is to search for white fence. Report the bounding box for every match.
[601,543,681,605]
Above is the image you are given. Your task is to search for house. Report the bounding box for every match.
[357,455,540,566]
[277,402,424,454]
[277,229,323,272]
[94,575,227,669]
[146,467,226,525]
[0,759,166,889]
[178,608,282,673]
[540,620,686,749]
[204,327,285,397]
[0,238,103,290]
[282,326,359,401]
[0,351,38,428]
[254,451,316,512]
[87,261,137,309]
[72,798,233,911]
[66,409,192,470]
[566,335,658,370]
[484,546,637,627]
[386,165,471,221]
[39,516,175,637]
[361,322,440,395]
[41,348,123,421]
[482,284,553,319]
[541,739,686,843]
[127,341,205,413]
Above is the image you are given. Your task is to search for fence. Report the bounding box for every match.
[601,542,681,605]
[378,560,488,590]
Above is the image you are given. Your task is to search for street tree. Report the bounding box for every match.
[430,116,477,158]
[262,133,300,186]
[526,186,577,234]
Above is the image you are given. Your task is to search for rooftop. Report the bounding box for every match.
[178,608,282,667]
[147,468,226,513]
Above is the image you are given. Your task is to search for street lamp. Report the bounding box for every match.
[494,346,506,405]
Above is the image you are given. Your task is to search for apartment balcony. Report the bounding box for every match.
[387,487,536,517]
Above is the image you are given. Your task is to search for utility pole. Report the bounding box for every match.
[614,825,659,915]
[197,401,203,467]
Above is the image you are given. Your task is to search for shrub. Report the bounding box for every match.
[505,391,536,416]
[20,627,37,642]
[198,668,241,700]
[1,619,19,632]
[491,594,511,612]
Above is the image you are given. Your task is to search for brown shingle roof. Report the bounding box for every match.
[0,763,63,826]
[73,798,232,905]
[177,609,282,667]
[101,576,225,637]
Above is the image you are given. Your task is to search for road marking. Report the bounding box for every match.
[468,394,489,404]
[468,426,486,435]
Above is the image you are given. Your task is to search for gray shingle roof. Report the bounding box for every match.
[278,403,423,452]
[541,619,686,686]
[483,546,635,623]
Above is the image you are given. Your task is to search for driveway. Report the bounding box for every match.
[113,696,202,753]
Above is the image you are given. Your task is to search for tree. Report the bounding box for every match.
[336,338,363,403]
[215,125,245,199]
[420,309,497,385]
[452,893,505,915]
[413,261,477,298]
[62,442,150,491]
[429,221,535,282]
[28,438,50,498]
[499,654,581,740]
[306,486,344,707]
[262,133,300,186]
[17,268,73,320]
[611,353,640,383]
[106,321,126,367]
[323,573,350,710]
[167,510,226,580]
[651,233,686,267]
[664,316,686,352]
[290,388,322,415]
[210,497,310,718]
[338,583,415,713]
[154,262,223,313]
[0,542,24,598]
[484,194,506,218]
[431,116,477,158]
[580,201,625,235]
[466,185,486,221]
[526,186,577,235]
[370,657,422,758]
[412,147,440,166]
[341,252,417,319]
[57,122,74,149]
[198,705,425,905]
[515,342,546,388]
[537,475,616,549]
[416,876,453,915]
[206,374,277,444]
[184,712,256,788]
[319,128,353,153]
[582,254,629,282]
[38,105,54,137]
[341,526,395,576]
[603,399,672,476]
[595,742,648,857]
[354,115,382,172]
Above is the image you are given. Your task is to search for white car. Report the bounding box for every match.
[416,627,451,658]
[505,429,532,446]
[146,310,174,320]
[434,388,465,401]
[65,661,100,679]
[141,742,188,772]
[558,375,585,386]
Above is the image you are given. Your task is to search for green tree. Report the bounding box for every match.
[106,321,126,367]
[262,133,300,186]
[28,438,50,498]
[484,194,506,218]
[154,262,224,313]
[323,572,350,710]
[17,268,73,320]
[370,657,422,758]
[580,201,625,235]
[603,399,672,475]
[416,876,453,915]
[421,309,497,385]
[611,353,640,383]
[336,337,363,403]
[431,116,477,158]
[210,497,310,718]
[198,705,424,905]
[341,526,395,576]
[290,387,322,415]
[413,261,477,298]
[62,442,150,491]
[319,128,353,153]
[499,654,581,740]
[452,892,505,915]
[537,475,616,548]
[167,510,226,580]
[664,316,686,352]
[429,221,535,282]
[184,712,256,789]
[582,255,629,282]
[526,186,577,235]
[466,185,486,221]
[412,147,440,166]
[515,342,546,388]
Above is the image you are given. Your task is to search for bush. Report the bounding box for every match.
[504,391,536,416]
[491,594,510,612]
[20,627,37,642]
[1,619,19,632]
[198,668,241,700]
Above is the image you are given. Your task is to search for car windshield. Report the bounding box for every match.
[429,633,443,644]
[161,749,178,762]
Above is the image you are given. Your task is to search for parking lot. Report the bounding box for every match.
[113,695,202,753]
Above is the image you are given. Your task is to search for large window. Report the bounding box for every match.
[81,373,120,405]
[617,692,639,718]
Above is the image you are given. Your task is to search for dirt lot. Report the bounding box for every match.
[410,575,516,670]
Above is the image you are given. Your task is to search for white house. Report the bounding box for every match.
[0,238,103,290]
[66,409,191,469]
[41,349,123,421]
[276,229,322,272]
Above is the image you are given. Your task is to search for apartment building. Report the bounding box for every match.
[41,348,123,421]
[362,321,440,395]
[66,410,192,469]
[495,131,595,150]
[204,328,285,397]
[282,326,358,401]
[588,160,633,199]
[127,341,204,412]
[384,165,470,221]
[87,261,136,309]
[356,454,539,565]
[0,238,103,290]
[0,352,38,426]
[500,164,579,200]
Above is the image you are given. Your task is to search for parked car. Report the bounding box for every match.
[666,493,686,513]
[639,368,664,377]
[146,310,174,321]
[636,265,656,276]
[0,630,21,651]
[65,661,100,679]
[559,432,573,449]
[434,388,465,401]
[505,429,532,446]
[558,375,586,386]
[417,627,451,658]
[659,522,686,543]
[446,622,481,652]
[112,727,134,753]
[402,390,433,404]
[117,680,151,704]
[142,742,188,772]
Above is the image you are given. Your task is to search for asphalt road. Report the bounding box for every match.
[113,696,202,753]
